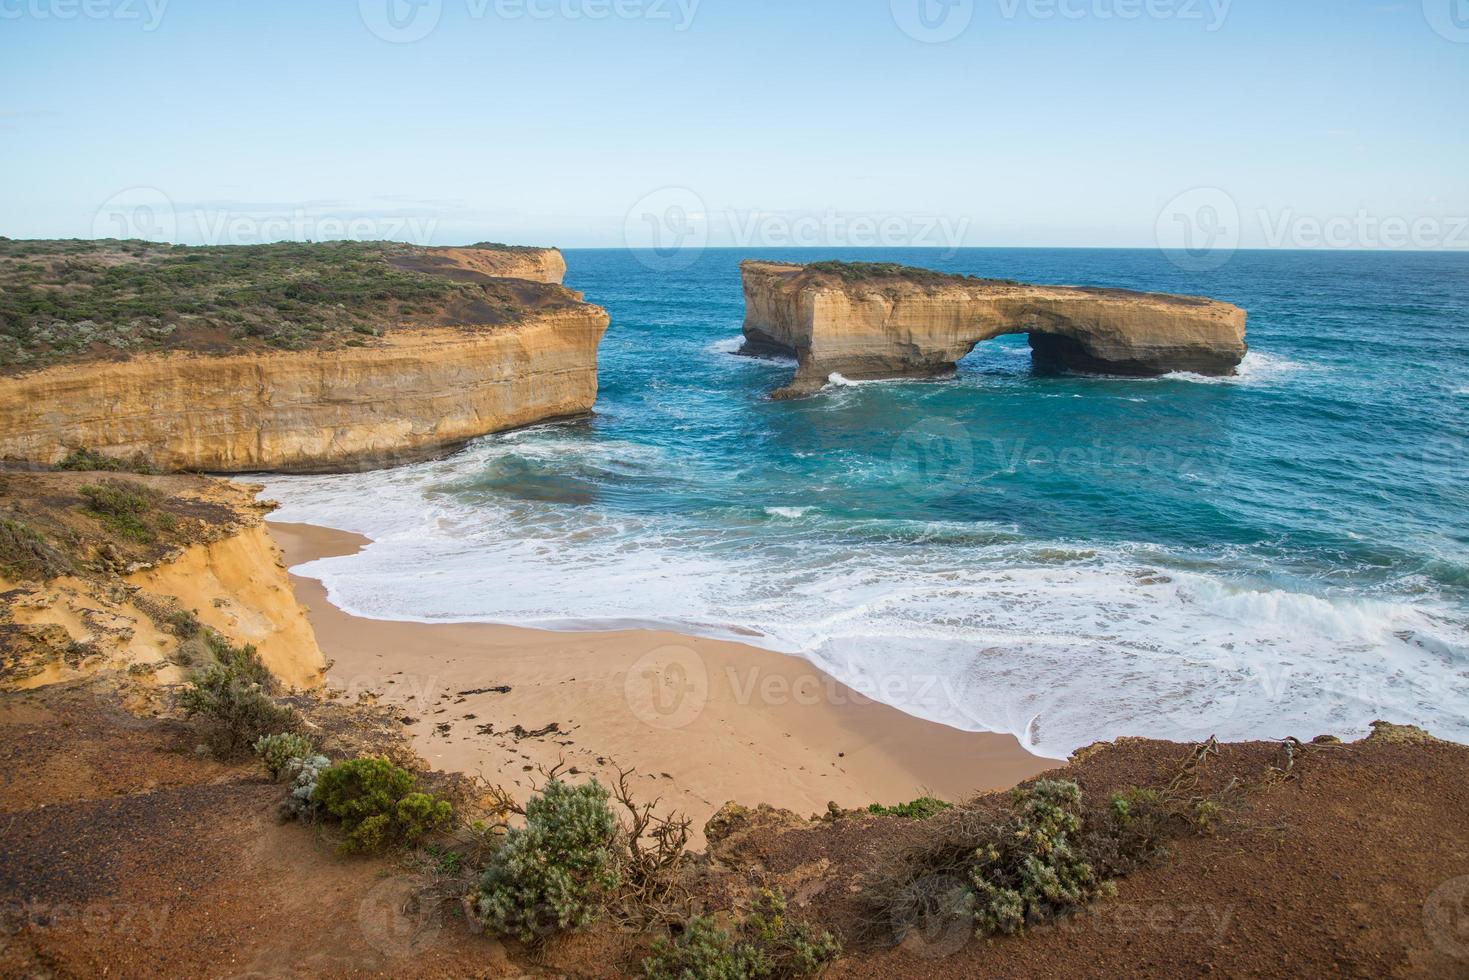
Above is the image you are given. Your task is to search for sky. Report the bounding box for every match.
[1,0,1466,250]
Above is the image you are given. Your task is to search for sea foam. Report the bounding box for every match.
[257,435,1469,761]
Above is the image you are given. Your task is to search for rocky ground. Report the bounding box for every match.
[3,468,1467,978]
[1,672,1465,978]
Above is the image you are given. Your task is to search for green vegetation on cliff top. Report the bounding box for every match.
[802,260,1017,286]
[0,238,570,372]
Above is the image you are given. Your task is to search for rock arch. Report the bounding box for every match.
[739,261,1248,398]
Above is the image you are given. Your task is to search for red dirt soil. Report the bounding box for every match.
[2,680,1466,978]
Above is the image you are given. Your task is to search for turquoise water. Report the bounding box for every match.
[262,248,1469,758]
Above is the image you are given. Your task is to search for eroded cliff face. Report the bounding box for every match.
[415,245,568,284]
[741,261,1248,397]
[0,307,609,473]
[0,472,326,694]
[0,241,608,473]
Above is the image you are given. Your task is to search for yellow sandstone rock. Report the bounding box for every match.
[740,260,1247,397]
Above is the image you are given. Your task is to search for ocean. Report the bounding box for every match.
[259,247,1469,759]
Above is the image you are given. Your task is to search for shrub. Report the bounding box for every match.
[866,780,1110,944]
[866,797,951,820]
[178,639,295,758]
[78,478,173,542]
[56,447,156,474]
[281,754,331,821]
[644,916,762,979]
[475,779,620,943]
[254,732,316,780]
[0,518,72,581]
[965,780,1099,936]
[313,756,453,854]
[644,889,840,979]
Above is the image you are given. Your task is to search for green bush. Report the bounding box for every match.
[802,261,1011,287]
[178,639,295,758]
[56,447,156,474]
[313,756,452,854]
[966,780,1099,936]
[645,916,762,979]
[644,889,840,979]
[0,239,551,370]
[78,478,174,542]
[254,732,316,780]
[281,754,331,821]
[870,780,1107,943]
[0,518,72,581]
[475,779,620,943]
[866,797,951,820]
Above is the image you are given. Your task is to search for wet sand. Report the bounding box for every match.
[269,520,1052,843]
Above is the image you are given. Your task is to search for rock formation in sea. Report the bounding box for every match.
[0,241,608,473]
[740,260,1248,397]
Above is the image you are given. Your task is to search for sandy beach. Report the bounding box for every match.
[268,521,1051,843]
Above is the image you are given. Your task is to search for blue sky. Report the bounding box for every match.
[1,0,1466,249]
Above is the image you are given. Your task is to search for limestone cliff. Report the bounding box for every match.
[0,471,325,693]
[0,241,608,472]
[402,245,568,284]
[740,260,1248,397]
[0,310,607,473]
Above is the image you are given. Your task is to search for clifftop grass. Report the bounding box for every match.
[0,238,573,372]
[803,260,1017,287]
